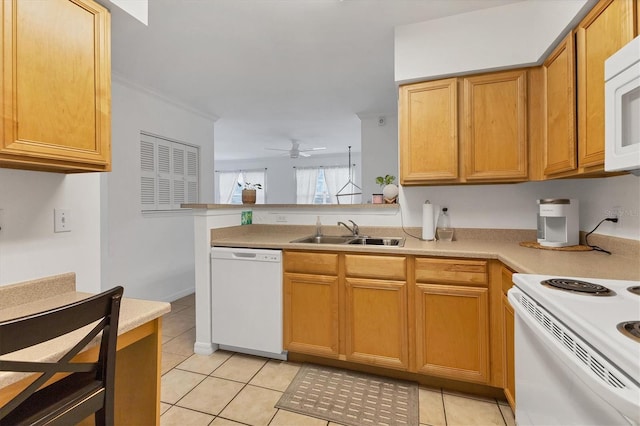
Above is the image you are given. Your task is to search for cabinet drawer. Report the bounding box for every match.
[284,251,338,275]
[415,258,487,286]
[345,255,406,281]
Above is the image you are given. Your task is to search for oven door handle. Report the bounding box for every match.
[508,288,640,425]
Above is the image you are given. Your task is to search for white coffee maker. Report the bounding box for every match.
[537,199,579,247]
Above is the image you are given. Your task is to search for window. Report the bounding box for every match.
[140,132,199,211]
[296,166,358,204]
[216,169,266,204]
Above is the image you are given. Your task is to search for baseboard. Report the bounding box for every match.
[194,341,217,355]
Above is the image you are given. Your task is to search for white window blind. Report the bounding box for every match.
[140,132,199,211]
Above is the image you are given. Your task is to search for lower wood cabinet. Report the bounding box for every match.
[283,252,340,358]
[415,283,489,383]
[414,257,490,384]
[344,254,408,370]
[283,251,498,386]
[501,266,516,410]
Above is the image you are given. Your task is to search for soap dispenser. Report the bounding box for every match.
[436,207,454,242]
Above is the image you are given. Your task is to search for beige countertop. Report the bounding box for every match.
[211,225,640,281]
[0,273,171,389]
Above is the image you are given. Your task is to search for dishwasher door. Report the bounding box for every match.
[210,247,285,360]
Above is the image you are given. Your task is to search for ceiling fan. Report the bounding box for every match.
[265,139,326,158]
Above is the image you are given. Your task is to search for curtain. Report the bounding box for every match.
[243,170,266,204]
[323,166,356,204]
[296,168,319,204]
[217,171,239,204]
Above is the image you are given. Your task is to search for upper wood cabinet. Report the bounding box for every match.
[399,79,459,183]
[542,32,577,177]
[399,69,528,185]
[576,0,636,170]
[0,0,111,173]
[462,70,528,181]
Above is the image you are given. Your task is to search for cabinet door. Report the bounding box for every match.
[0,0,111,172]
[415,283,490,383]
[345,278,409,370]
[502,293,515,410]
[399,79,459,184]
[543,32,577,176]
[501,266,516,410]
[463,70,528,181]
[577,0,635,169]
[283,273,340,358]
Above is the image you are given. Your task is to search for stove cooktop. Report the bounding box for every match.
[512,274,640,383]
[541,278,616,296]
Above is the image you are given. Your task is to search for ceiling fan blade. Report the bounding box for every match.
[299,147,326,152]
[264,147,289,151]
[299,152,311,157]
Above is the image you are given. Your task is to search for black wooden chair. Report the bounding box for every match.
[0,286,124,426]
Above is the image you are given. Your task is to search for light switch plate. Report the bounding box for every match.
[54,208,71,233]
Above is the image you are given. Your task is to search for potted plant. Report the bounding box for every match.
[239,182,262,204]
[375,174,398,204]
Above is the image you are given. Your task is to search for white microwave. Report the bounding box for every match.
[605,35,640,176]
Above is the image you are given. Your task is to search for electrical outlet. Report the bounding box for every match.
[276,215,287,223]
[54,209,71,233]
[609,206,622,221]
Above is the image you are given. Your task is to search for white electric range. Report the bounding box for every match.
[508,273,640,425]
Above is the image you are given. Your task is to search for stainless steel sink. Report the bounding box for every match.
[348,237,405,247]
[290,235,405,246]
[290,235,356,244]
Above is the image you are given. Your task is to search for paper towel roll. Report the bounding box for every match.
[422,201,435,241]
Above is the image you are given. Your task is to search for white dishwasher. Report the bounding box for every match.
[210,247,286,360]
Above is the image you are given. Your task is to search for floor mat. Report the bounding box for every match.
[275,363,419,426]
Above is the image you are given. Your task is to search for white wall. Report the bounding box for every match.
[0,170,102,292]
[102,78,216,301]
[399,174,640,240]
[394,0,596,83]
[360,114,399,201]
[214,152,362,204]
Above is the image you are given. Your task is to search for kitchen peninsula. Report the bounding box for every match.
[0,273,171,425]
[188,204,639,404]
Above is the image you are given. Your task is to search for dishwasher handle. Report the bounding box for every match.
[232,252,257,259]
[211,247,282,262]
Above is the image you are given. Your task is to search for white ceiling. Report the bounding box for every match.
[108,0,522,160]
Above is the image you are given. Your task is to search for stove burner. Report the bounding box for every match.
[541,278,615,296]
[617,321,640,342]
[628,286,640,296]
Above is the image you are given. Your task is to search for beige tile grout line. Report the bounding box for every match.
[162,296,511,426]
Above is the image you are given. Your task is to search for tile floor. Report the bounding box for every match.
[161,294,516,426]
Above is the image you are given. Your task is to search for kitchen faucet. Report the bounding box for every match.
[337,220,360,236]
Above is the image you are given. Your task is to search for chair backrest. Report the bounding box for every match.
[0,286,123,425]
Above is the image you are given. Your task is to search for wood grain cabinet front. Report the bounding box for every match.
[399,69,528,185]
[344,255,408,370]
[414,258,490,384]
[576,0,636,171]
[501,266,516,410]
[0,0,111,173]
[283,252,340,358]
[462,70,528,182]
[542,32,577,177]
[399,79,459,184]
